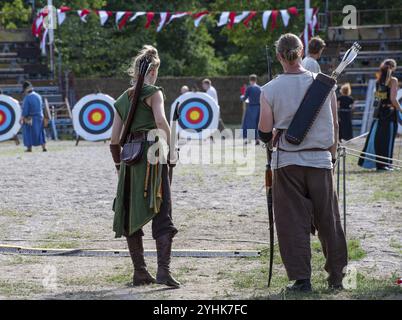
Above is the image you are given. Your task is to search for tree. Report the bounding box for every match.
[0,0,31,29]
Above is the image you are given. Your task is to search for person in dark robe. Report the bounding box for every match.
[358,59,402,171]
[20,81,46,152]
[241,74,261,144]
[337,83,354,141]
[109,45,179,288]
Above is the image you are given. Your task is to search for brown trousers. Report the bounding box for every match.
[273,165,348,285]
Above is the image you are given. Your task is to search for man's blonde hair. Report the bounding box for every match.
[275,33,304,65]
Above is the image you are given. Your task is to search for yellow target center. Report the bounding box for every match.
[189,110,200,121]
[0,114,3,123]
[91,111,102,123]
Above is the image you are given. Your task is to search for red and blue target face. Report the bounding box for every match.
[78,100,114,135]
[178,98,213,132]
[0,102,16,136]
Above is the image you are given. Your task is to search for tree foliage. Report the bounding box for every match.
[0,0,31,29]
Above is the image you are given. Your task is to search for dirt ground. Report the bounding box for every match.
[0,136,401,300]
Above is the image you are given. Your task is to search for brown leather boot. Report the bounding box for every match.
[126,233,156,286]
[156,233,180,288]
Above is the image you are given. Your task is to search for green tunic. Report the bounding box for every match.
[113,84,165,238]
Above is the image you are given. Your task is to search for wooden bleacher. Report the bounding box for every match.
[323,21,402,134]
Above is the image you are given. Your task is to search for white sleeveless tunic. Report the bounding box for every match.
[261,70,335,169]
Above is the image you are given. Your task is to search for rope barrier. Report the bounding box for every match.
[345,151,402,169]
[343,146,402,163]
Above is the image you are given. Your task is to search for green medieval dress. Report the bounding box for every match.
[113,84,165,238]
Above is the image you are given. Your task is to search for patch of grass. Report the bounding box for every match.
[104,272,132,285]
[347,239,366,261]
[0,279,44,297]
[389,238,401,249]
[0,209,32,217]
[226,238,379,299]
[3,255,40,266]
[38,241,79,249]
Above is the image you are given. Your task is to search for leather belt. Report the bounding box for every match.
[127,131,148,142]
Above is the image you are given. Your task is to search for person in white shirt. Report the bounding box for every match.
[202,78,218,103]
[180,85,189,95]
[301,36,326,73]
[202,78,225,131]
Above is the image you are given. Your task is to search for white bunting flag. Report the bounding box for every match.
[130,11,146,22]
[262,10,272,30]
[57,7,71,26]
[280,9,290,27]
[157,12,169,32]
[168,12,188,24]
[234,11,250,24]
[98,10,110,26]
[217,12,229,27]
[115,11,125,25]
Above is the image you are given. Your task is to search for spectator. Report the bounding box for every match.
[301,36,326,73]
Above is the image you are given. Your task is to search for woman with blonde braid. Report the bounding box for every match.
[109,45,179,288]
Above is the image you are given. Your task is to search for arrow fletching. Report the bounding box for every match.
[331,42,361,79]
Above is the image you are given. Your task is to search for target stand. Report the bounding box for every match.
[0,94,21,145]
[170,92,220,140]
[72,93,116,145]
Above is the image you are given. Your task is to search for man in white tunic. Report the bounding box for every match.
[301,36,326,73]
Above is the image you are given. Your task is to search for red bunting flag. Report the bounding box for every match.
[288,6,298,16]
[116,11,132,30]
[145,12,155,29]
[271,10,279,30]
[227,12,236,29]
[243,11,256,27]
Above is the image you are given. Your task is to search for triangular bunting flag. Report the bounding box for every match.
[193,11,208,27]
[217,12,229,27]
[243,11,256,27]
[280,9,290,27]
[77,9,90,23]
[227,12,236,29]
[168,12,189,24]
[157,12,170,32]
[57,6,70,26]
[262,10,272,30]
[271,10,279,30]
[145,12,155,29]
[116,11,132,30]
[97,10,112,26]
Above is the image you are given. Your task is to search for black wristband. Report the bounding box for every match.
[115,164,121,171]
[332,158,337,164]
[258,130,273,144]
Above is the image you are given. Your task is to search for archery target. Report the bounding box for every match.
[0,94,21,142]
[72,93,115,141]
[170,92,220,139]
